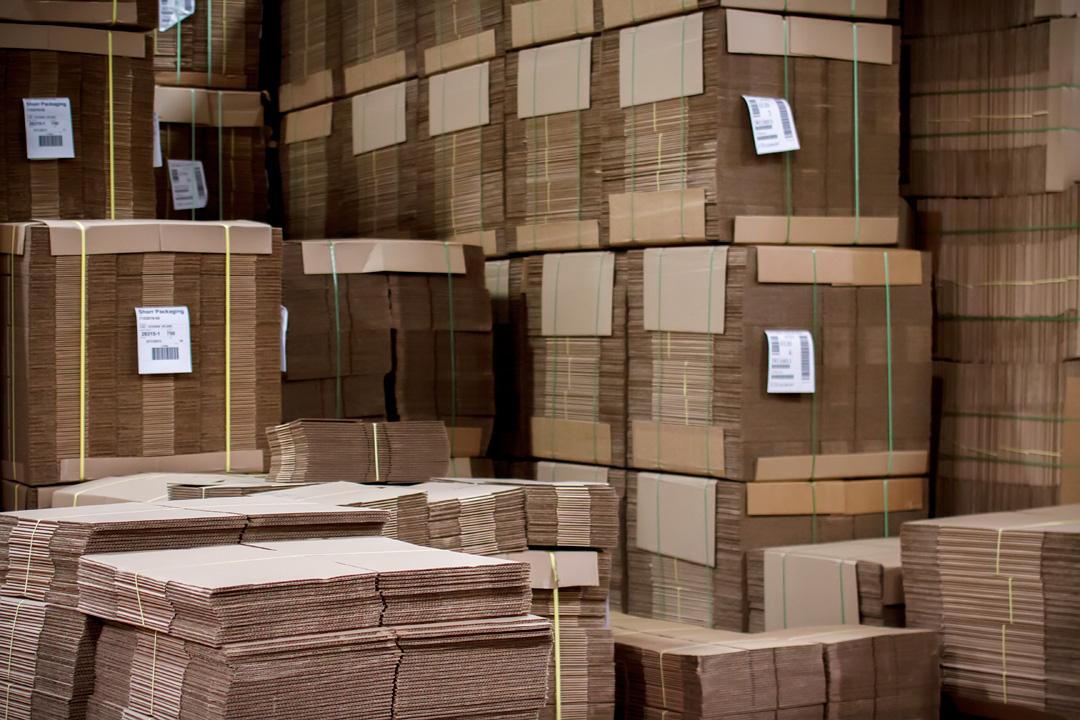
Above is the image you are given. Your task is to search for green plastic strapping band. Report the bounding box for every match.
[851,3,861,243]
[206,0,213,84]
[781,553,788,628]
[628,27,638,242]
[654,249,665,471]
[327,240,343,419]
[704,247,717,476]
[475,19,485,242]
[590,255,604,463]
[838,564,847,623]
[175,21,182,84]
[548,255,563,459]
[7,248,14,481]
[190,90,197,221]
[783,14,793,243]
[217,91,224,221]
[883,251,894,537]
[442,241,458,458]
[810,482,818,544]
[810,250,819,480]
[529,37,541,251]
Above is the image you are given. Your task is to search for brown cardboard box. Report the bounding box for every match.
[153,0,262,89]
[416,0,505,76]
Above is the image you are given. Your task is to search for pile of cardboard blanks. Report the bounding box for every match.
[265,481,432,545]
[266,419,450,484]
[901,504,1080,718]
[0,0,160,29]
[0,24,155,222]
[0,221,282,504]
[280,99,347,239]
[505,0,602,47]
[746,536,905,632]
[77,536,553,720]
[612,612,940,720]
[159,496,390,541]
[154,87,268,221]
[153,0,262,89]
[626,471,928,631]
[412,480,528,555]
[904,0,1079,36]
[416,0,505,76]
[598,4,900,249]
[45,472,288,507]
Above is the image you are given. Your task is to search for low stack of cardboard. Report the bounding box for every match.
[612,612,940,720]
[166,473,303,500]
[266,419,450,484]
[0,25,155,222]
[505,0,602,47]
[154,86,268,221]
[0,221,282,500]
[417,58,507,256]
[901,505,1080,718]
[0,0,160,29]
[45,473,284,506]
[598,6,900,249]
[746,537,905,632]
[626,471,927,631]
[265,481,432,544]
[153,0,262,89]
[416,0,504,76]
[412,481,528,555]
[626,245,932,482]
[904,0,1079,36]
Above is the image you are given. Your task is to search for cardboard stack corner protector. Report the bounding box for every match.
[505,36,605,254]
[907,16,1080,197]
[599,7,900,249]
[625,245,933,482]
[266,419,451,484]
[412,480,529,555]
[0,220,282,488]
[417,0,505,76]
[901,505,1080,717]
[264,480,432,545]
[153,86,268,221]
[506,0,602,48]
[611,611,940,720]
[417,58,507,256]
[746,536,905,632]
[152,0,262,89]
[0,24,155,222]
[903,0,1079,37]
[0,0,160,30]
[625,471,928,631]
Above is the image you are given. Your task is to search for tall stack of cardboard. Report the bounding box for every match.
[153,0,262,89]
[416,0,505,76]
[0,221,282,504]
[906,5,1080,514]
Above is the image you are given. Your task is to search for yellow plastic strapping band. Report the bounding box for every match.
[74,221,88,480]
[1001,624,1008,704]
[21,520,43,595]
[372,423,381,482]
[659,646,669,707]
[222,225,232,471]
[107,33,116,220]
[6,601,23,679]
[548,551,562,720]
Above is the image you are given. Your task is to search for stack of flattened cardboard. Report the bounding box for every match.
[598,5,900,248]
[154,86,268,221]
[612,611,940,720]
[904,0,1078,36]
[160,496,389,541]
[279,0,342,112]
[46,472,284,506]
[166,474,308,500]
[626,471,927,631]
[266,419,451,484]
[0,481,68,512]
[746,536,905,632]
[413,481,528,555]
[901,505,1080,718]
[0,221,282,500]
[0,25,155,222]
[265,481,432,544]
[280,99,348,239]
[153,0,262,89]
[416,0,504,76]
[0,0,160,29]
[505,0,602,48]
[626,245,932,483]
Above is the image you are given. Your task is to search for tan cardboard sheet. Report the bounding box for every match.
[517,37,592,118]
[0,22,145,57]
[448,230,498,257]
[428,62,491,137]
[755,246,924,286]
[345,50,410,95]
[501,550,600,588]
[618,12,704,107]
[764,550,858,630]
[720,0,891,18]
[746,477,925,516]
[447,425,487,460]
[283,102,333,144]
[424,29,497,74]
[725,9,895,65]
[0,1,142,25]
[734,216,900,246]
[155,86,264,127]
[515,221,601,251]
[530,418,613,466]
[644,247,727,334]
[57,451,266,484]
[535,461,610,484]
[540,251,615,336]
[603,0,700,29]
[279,70,334,113]
[631,420,725,476]
[608,189,708,244]
[511,0,594,47]
[352,82,408,155]
[753,450,929,481]
[12,220,272,256]
[299,239,467,275]
[635,472,717,566]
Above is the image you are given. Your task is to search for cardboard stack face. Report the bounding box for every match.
[416,0,506,77]
[903,0,1075,36]
[153,0,263,90]
[265,481,432,545]
[411,481,529,555]
[0,0,161,29]
[506,0,603,48]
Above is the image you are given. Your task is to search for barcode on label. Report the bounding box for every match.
[778,102,794,139]
[37,135,64,147]
[194,169,206,197]
[799,335,811,381]
[769,337,780,356]
[170,169,181,182]
[748,99,761,118]
[152,346,180,361]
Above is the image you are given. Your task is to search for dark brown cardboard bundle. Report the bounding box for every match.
[280,100,350,239]
[600,0,898,32]
[417,59,507,256]
[154,86,268,222]
[904,0,1078,37]
[266,419,451,484]
[907,18,1080,197]
[152,0,261,89]
[0,25,155,223]
[1,482,69,511]
[279,0,342,111]
[626,246,932,482]
[413,480,529,555]
[506,0,602,47]
[599,8,900,248]
[0,221,282,488]
[265,481,432,544]
[416,0,505,76]
[0,0,159,29]
[901,505,1080,718]
[626,471,927,631]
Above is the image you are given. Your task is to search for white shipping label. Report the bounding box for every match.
[23,98,75,160]
[765,330,815,394]
[152,113,163,168]
[742,96,800,155]
[159,0,196,32]
[167,159,209,211]
[136,307,193,375]
[280,305,289,372]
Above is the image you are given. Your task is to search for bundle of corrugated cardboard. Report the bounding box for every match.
[412,480,528,555]
[505,0,602,47]
[46,472,286,507]
[153,0,262,89]
[0,221,282,497]
[265,481,432,544]
[901,505,1080,718]
[0,25,155,222]
[280,100,347,239]
[154,86,268,221]
[266,419,450,484]
[746,537,905,632]
[626,245,932,483]
[0,0,160,29]
[626,471,927,631]
[598,5,900,248]
[416,0,504,76]
[612,611,940,720]
[904,0,1077,36]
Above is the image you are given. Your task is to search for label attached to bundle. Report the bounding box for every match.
[136,307,193,375]
[167,159,209,211]
[22,98,75,160]
[280,305,289,372]
[742,96,799,155]
[152,113,163,168]
[765,330,814,394]
[159,0,196,32]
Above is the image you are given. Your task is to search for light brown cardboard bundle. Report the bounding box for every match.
[506,0,602,48]
[0,221,282,488]
[413,480,529,555]
[904,0,1078,37]
[416,0,505,76]
[600,0,897,32]
[0,26,155,223]
[265,481,432,544]
[154,87,268,222]
[279,0,342,111]
[901,505,1080,718]
[626,246,932,482]
[505,38,605,253]
[152,0,262,89]
[907,18,1080,197]
[42,472,284,506]
[599,8,900,248]
[417,59,507,256]
[0,0,160,29]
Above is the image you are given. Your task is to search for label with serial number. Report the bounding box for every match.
[136,306,193,375]
[743,96,800,155]
[765,330,814,394]
[23,98,75,160]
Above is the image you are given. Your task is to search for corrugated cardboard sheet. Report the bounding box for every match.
[345,50,410,95]
[540,252,615,336]
[352,82,408,155]
[511,0,595,47]
[603,0,701,29]
[284,103,333,144]
[299,239,467,275]
[618,12,704,107]
[635,471,717,566]
[425,29,497,74]
[428,62,491,137]
[643,247,727,334]
[517,38,592,118]
[725,9,895,65]
[0,22,146,56]
[502,549,601,588]
[155,87,264,127]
